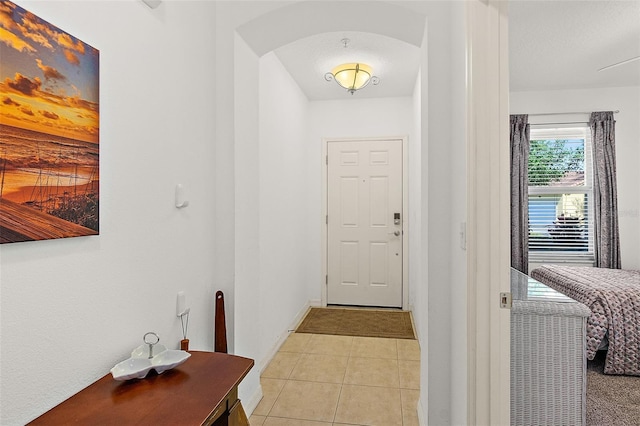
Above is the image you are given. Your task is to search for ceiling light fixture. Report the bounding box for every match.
[324,63,380,95]
[324,38,380,95]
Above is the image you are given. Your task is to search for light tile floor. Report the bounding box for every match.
[249,333,421,426]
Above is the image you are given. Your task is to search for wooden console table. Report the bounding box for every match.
[28,351,254,425]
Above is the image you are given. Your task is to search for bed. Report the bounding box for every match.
[531,265,640,376]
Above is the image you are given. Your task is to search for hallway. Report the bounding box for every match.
[249,333,421,425]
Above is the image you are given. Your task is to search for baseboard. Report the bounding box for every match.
[417,398,427,426]
[256,300,312,374]
[246,301,313,417]
[308,298,322,307]
[242,383,263,417]
[408,310,420,344]
[288,301,313,333]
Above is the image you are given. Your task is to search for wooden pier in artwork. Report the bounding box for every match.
[0,198,96,243]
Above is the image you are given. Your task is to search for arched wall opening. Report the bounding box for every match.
[214,2,467,424]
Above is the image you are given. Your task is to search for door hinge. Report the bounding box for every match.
[499,292,512,309]
[326,155,328,165]
[325,275,328,285]
[326,215,328,224]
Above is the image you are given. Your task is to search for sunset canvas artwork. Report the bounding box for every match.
[0,1,99,243]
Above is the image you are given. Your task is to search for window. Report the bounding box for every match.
[528,127,594,263]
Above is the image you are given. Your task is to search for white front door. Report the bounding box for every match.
[327,139,403,307]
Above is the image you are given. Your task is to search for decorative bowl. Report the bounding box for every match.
[110,345,190,381]
[151,349,191,374]
[110,358,153,381]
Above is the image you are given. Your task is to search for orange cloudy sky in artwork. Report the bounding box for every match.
[0,1,99,144]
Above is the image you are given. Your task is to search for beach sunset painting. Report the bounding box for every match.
[0,1,99,243]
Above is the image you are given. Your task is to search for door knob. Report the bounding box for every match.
[388,230,400,237]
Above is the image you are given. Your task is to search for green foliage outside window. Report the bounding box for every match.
[528,139,585,186]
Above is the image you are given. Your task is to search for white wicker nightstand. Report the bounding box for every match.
[510,268,591,426]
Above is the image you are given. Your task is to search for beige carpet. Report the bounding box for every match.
[587,351,640,425]
[296,307,416,340]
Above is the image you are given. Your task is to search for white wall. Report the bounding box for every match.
[213,2,290,411]
[308,97,414,142]
[0,2,218,424]
[416,2,464,423]
[233,33,262,409]
[233,37,314,412]
[308,97,414,139]
[410,72,423,321]
[258,52,311,364]
[448,3,468,424]
[511,86,640,269]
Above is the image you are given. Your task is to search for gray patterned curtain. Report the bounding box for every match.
[590,111,621,269]
[511,114,530,273]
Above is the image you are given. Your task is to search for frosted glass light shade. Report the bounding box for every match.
[328,63,377,94]
[333,63,371,90]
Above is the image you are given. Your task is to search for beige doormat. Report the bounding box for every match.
[296,307,416,340]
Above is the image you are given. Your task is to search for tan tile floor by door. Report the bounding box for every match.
[249,333,421,426]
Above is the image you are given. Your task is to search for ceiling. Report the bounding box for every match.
[509,0,640,92]
[273,1,640,100]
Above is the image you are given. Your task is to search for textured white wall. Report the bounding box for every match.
[511,86,640,269]
[0,2,217,424]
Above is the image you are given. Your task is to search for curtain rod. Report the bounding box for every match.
[527,110,620,126]
[529,121,589,126]
[526,110,619,117]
